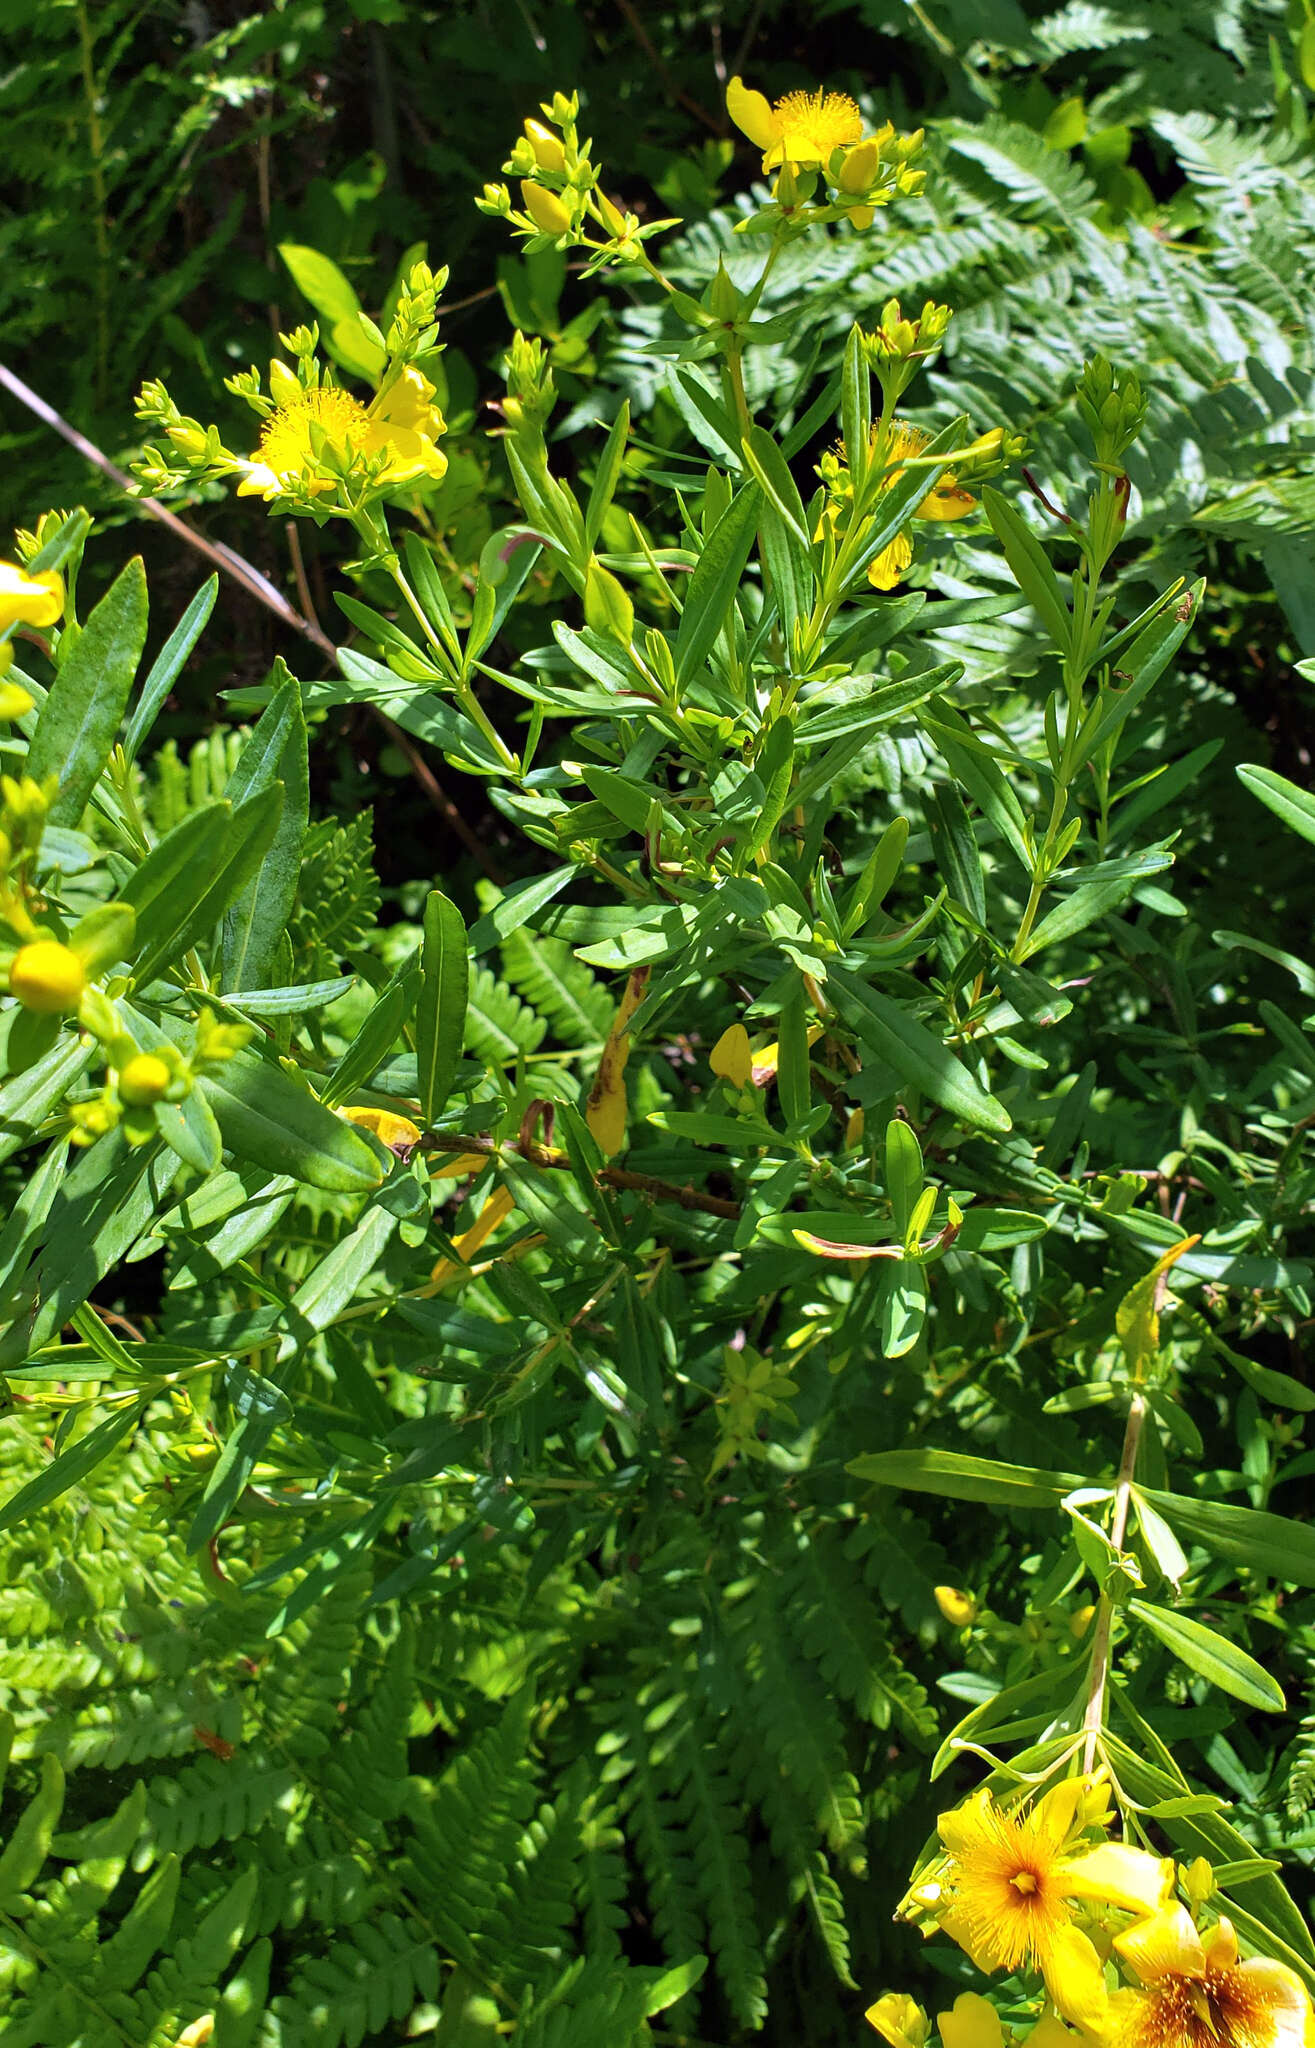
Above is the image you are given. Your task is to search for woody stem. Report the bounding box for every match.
[1080,1389,1147,1773]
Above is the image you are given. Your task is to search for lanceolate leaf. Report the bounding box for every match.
[1127,1599,1285,1711]
[29,557,148,826]
[416,890,469,1125]
[829,965,1011,1134]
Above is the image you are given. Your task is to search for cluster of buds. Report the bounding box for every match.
[1076,353,1147,469]
[0,753,247,1142]
[66,1005,246,1149]
[710,1344,800,1475]
[726,77,924,236]
[861,297,953,407]
[134,265,451,518]
[501,330,558,436]
[477,94,676,274]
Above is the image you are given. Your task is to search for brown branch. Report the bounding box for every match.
[614,0,723,133]
[420,1127,741,1220]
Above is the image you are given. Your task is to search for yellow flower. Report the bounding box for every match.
[0,560,63,633]
[236,372,447,501]
[916,1779,1174,2031]
[868,423,976,591]
[866,1991,930,2048]
[727,75,864,171]
[1107,1905,1313,2048]
[365,366,449,485]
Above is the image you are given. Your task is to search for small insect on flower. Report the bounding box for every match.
[1107,1905,1313,2048]
[909,1778,1174,2031]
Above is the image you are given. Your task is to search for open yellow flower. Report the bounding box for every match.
[727,75,865,171]
[916,1780,1174,2031]
[1107,1905,1313,2048]
[237,369,447,501]
[868,422,977,590]
[0,560,63,634]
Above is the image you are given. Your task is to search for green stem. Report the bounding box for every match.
[1081,1389,1146,1773]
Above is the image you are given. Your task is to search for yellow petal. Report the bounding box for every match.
[1060,1842,1175,1920]
[937,1786,993,1856]
[521,180,572,235]
[867,528,914,590]
[235,463,279,498]
[1040,1920,1110,2032]
[916,479,977,523]
[838,138,881,192]
[938,1992,1003,2048]
[430,1185,516,1287]
[1114,1903,1206,1985]
[1021,2015,1078,2048]
[585,966,649,1158]
[726,75,778,150]
[1201,1916,1237,1971]
[0,560,63,630]
[1029,1776,1086,1854]
[1234,1957,1313,2048]
[341,1105,422,1156]
[866,1991,930,2048]
[710,1022,753,1088]
[849,204,876,228]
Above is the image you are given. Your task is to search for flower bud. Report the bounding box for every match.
[166,422,209,459]
[933,1585,977,1626]
[268,359,302,409]
[524,118,565,173]
[118,1052,172,1105]
[521,180,573,236]
[838,138,880,193]
[1069,1602,1097,1639]
[0,676,33,719]
[596,190,629,238]
[8,939,85,1014]
[1183,1855,1215,1907]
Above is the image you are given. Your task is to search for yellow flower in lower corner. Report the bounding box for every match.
[1108,1905,1312,2048]
[911,1780,1174,2031]
[868,423,976,591]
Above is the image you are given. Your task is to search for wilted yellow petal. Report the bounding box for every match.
[710,1023,753,1088]
[585,967,649,1158]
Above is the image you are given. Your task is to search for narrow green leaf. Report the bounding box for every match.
[0,1405,143,1536]
[416,890,469,1125]
[674,483,760,690]
[1140,1488,1315,1588]
[829,964,1011,1134]
[981,486,1072,651]
[585,401,631,552]
[222,672,309,991]
[1128,1599,1285,1711]
[847,1446,1082,1507]
[1237,764,1315,847]
[29,557,148,825]
[123,575,218,762]
[198,1053,383,1193]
